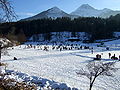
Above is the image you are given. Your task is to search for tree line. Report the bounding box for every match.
[1,14,120,42]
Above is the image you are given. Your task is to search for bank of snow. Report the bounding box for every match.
[2,40,120,90]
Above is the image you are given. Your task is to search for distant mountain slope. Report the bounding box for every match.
[71,4,101,17]
[99,10,120,18]
[22,7,78,21]
[22,4,120,21]
[70,4,120,18]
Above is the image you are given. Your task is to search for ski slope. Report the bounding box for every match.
[2,40,120,90]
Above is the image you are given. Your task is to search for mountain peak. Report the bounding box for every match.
[80,4,95,9]
[47,6,62,13]
[70,4,97,17]
[22,5,120,21]
[102,8,112,12]
[22,6,72,21]
[51,6,60,10]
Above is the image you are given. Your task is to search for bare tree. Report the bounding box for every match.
[76,61,118,90]
[0,0,16,62]
[0,0,16,22]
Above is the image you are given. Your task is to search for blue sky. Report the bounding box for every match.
[12,0,120,20]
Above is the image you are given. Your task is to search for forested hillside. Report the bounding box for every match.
[1,14,120,42]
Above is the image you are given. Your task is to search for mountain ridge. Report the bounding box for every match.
[70,4,120,18]
[22,4,120,21]
[22,6,78,21]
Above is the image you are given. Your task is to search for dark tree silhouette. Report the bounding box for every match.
[0,0,16,22]
[0,0,16,66]
[76,61,118,90]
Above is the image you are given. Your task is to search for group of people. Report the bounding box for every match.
[23,43,93,52]
[94,52,120,60]
[17,43,120,61]
[109,53,120,60]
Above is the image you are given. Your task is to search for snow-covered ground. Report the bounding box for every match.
[2,39,120,90]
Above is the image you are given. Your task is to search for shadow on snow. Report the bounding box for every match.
[5,70,78,90]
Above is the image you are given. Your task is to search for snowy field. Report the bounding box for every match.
[2,40,120,90]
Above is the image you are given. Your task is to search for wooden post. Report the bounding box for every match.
[0,42,2,64]
[0,44,1,64]
[0,43,1,74]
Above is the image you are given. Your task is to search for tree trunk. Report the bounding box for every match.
[89,76,97,90]
[89,84,93,90]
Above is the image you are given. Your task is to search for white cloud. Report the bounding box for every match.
[17,12,35,17]
[25,13,35,16]
[16,12,36,20]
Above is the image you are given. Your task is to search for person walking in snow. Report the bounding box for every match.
[106,47,109,50]
[13,57,17,60]
[119,55,120,60]
[108,53,111,58]
[91,49,93,54]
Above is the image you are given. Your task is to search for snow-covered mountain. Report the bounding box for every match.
[22,7,78,21]
[22,4,120,21]
[70,4,120,18]
[71,4,101,17]
[99,10,120,18]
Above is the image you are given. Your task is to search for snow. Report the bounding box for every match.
[47,7,63,14]
[46,7,69,18]
[23,6,71,21]
[29,32,89,42]
[70,4,116,18]
[0,38,13,47]
[102,8,112,12]
[23,4,120,21]
[114,32,120,38]
[0,66,6,74]
[71,4,101,17]
[2,39,120,90]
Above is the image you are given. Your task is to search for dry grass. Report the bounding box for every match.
[0,63,7,66]
[0,62,37,90]
[0,78,37,90]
